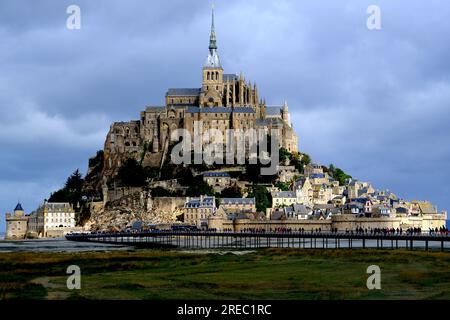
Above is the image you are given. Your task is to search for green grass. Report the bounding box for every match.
[0,249,449,300]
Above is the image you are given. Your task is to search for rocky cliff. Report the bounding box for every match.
[85,189,185,231]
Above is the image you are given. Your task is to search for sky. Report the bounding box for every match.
[1,0,449,232]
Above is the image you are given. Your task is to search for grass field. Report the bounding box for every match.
[0,248,449,300]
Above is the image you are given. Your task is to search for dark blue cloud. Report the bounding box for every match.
[1,0,449,231]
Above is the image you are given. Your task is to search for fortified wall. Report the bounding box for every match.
[209,213,447,232]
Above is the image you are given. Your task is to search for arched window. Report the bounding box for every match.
[207,72,210,80]
[216,72,219,80]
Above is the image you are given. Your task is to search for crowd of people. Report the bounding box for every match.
[224,226,449,236]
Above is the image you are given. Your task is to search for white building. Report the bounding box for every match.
[28,202,76,238]
[272,191,297,208]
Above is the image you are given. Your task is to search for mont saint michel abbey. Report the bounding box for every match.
[104,7,298,171]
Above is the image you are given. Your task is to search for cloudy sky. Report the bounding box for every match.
[1,0,449,232]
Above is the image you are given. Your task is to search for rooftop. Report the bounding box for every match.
[273,191,296,198]
[203,172,231,178]
[221,198,255,205]
[185,197,215,208]
[166,88,201,97]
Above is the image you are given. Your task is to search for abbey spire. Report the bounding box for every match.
[204,4,221,68]
[209,4,217,52]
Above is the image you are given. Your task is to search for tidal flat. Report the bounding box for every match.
[1,248,449,300]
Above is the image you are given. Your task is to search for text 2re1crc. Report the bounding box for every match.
[221,305,271,316]
[177,304,272,318]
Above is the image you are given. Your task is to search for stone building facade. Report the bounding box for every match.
[183,196,216,228]
[5,203,29,240]
[203,172,231,192]
[220,198,256,214]
[28,202,76,238]
[103,7,298,176]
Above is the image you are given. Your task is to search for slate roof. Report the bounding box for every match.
[395,207,408,214]
[221,198,255,205]
[293,204,311,215]
[185,197,215,208]
[418,202,437,214]
[186,107,232,114]
[44,203,72,210]
[166,88,201,97]
[256,118,283,126]
[14,203,23,211]
[233,107,256,113]
[145,106,165,112]
[273,191,296,198]
[223,74,238,82]
[345,202,364,210]
[271,211,284,220]
[265,106,282,116]
[203,172,231,178]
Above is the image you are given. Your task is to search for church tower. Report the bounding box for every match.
[282,101,291,125]
[200,5,224,107]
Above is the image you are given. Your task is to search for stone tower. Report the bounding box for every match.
[282,101,291,124]
[200,5,224,107]
[5,202,29,240]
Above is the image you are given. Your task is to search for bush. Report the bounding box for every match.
[186,175,215,197]
[248,185,272,213]
[117,159,146,187]
[275,181,290,191]
[221,185,243,198]
[329,164,352,186]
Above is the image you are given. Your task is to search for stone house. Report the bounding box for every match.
[203,172,231,192]
[183,196,216,228]
[294,177,313,206]
[304,163,324,176]
[277,166,299,183]
[219,198,256,214]
[312,184,333,205]
[272,191,297,208]
[5,203,29,240]
[372,205,392,218]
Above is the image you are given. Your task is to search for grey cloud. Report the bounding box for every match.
[1,0,450,231]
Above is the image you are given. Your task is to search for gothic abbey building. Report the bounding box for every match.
[104,8,298,174]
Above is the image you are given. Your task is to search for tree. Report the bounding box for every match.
[150,187,175,197]
[186,175,215,197]
[279,147,292,164]
[244,163,277,184]
[300,153,311,167]
[117,159,146,187]
[292,152,312,173]
[143,166,159,181]
[49,169,85,208]
[328,164,352,186]
[178,168,195,186]
[221,185,243,198]
[248,185,272,213]
[65,169,84,193]
[275,181,290,191]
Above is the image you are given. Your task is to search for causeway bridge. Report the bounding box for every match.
[66,231,450,252]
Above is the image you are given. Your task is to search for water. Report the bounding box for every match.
[0,238,134,253]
